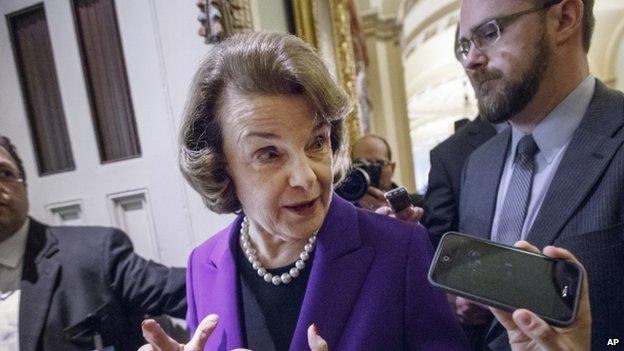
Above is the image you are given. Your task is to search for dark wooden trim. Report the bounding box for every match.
[7,3,76,176]
[71,0,142,163]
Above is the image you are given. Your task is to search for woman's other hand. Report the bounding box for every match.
[139,316,328,351]
[139,314,239,351]
[307,324,328,351]
[492,241,591,351]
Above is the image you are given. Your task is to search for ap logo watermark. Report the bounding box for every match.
[607,338,620,347]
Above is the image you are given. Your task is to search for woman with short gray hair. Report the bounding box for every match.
[140,31,468,350]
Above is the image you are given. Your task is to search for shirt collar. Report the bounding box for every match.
[0,218,30,269]
[511,75,595,163]
[493,121,509,133]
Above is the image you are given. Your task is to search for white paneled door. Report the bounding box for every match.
[0,0,234,266]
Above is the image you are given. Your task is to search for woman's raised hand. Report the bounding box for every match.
[139,315,328,351]
[139,314,230,351]
[307,324,328,351]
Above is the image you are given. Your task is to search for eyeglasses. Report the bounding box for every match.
[456,0,563,62]
[364,159,393,167]
[0,168,24,185]
[354,158,393,167]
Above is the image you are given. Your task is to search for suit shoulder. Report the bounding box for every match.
[466,130,508,165]
[46,225,127,249]
[431,119,493,158]
[431,128,471,156]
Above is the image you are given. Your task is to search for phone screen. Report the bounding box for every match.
[429,233,582,325]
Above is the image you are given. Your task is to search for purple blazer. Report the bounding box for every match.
[186,194,468,350]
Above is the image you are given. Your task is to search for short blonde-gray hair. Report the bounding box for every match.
[179,32,352,214]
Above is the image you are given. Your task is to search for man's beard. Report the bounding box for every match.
[471,31,550,124]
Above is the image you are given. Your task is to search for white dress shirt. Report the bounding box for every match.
[0,219,30,351]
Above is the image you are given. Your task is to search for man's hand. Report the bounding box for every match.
[359,187,387,211]
[139,315,328,351]
[375,204,424,223]
[447,294,492,325]
[492,241,591,351]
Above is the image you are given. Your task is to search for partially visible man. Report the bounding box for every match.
[351,134,423,211]
[422,26,505,248]
[456,0,623,349]
[0,135,186,350]
[422,117,499,247]
[422,117,500,350]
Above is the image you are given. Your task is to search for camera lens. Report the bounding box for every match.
[442,255,451,262]
[335,167,371,201]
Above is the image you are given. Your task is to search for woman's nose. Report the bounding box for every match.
[288,156,316,190]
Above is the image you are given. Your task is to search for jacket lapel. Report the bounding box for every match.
[289,195,374,351]
[19,219,60,351]
[460,130,510,239]
[526,81,624,248]
[466,118,497,150]
[198,219,244,350]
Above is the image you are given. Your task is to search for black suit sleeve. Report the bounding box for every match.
[104,229,186,318]
[422,148,458,248]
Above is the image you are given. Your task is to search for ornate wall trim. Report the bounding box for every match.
[361,10,401,42]
[292,0,318,48]
[290,1,363,147]
[228,0,254,33]
[329,0,361,147]
[400,1,458,56]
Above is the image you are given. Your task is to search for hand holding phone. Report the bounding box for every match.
[428,232,584,327]
[384,186,412,213]
[490,241,591,351]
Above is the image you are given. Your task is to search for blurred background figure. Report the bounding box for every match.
[422,25,507,249]
[346,134,423,211]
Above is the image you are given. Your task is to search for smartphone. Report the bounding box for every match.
[384,186,412,212]
[428,232,583,327]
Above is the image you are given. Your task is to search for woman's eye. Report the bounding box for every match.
[310,135,328,151]
[255,148,280,162]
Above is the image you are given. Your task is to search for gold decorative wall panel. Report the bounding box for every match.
[329,0,361,148]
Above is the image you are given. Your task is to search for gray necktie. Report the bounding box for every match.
[494,134,539,245]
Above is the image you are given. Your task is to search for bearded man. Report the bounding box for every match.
[455,0,623,349]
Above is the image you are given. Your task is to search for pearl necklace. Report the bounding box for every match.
[239,216,316,286]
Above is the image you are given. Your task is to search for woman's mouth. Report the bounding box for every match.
[284,198,318,216]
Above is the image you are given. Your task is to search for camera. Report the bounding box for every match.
[335,158,383,201]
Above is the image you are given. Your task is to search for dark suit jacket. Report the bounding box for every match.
[459,80,624,350]
[19,219,186,351]
[423,118,497,246]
